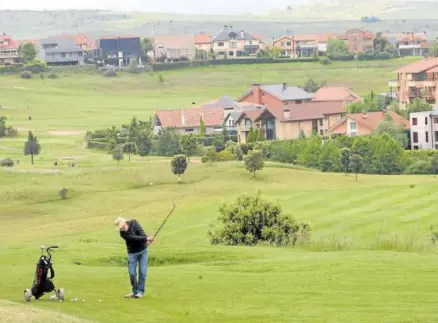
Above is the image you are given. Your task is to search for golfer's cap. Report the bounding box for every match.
[114,217,127,230]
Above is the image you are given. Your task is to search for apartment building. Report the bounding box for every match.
[341,28,374,54]
[410,108,438,149]
[388,58,438,106]
[395,32,430,57]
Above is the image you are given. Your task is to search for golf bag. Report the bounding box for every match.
[24,246,64,302]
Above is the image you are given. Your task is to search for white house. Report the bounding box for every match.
[410,107,438,149]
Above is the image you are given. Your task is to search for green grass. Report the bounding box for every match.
[2,60,438,323]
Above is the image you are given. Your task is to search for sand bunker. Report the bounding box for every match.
[47,130,83,136]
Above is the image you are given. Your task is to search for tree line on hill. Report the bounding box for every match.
[83,113,438,176]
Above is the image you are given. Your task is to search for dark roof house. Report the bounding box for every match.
[213,25,256,42]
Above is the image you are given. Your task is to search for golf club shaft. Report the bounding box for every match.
[153,202,176,238]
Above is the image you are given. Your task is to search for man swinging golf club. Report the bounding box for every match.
[114,217,154,299]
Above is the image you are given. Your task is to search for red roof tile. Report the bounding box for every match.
[156,107,224,128]
[395,57,438,74]
[313,87,362,102]
[194,34,212,44]
[53,34,88,45]
[256,101,345,122]
[395,32,427,42]
[329,111,409,134]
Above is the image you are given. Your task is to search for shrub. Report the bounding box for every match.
[319,57,332,65]
[48,73,58,79]
[59,188,69,200]
[253,141,272,158]
[208,192,311,247]
[377,52,393,60]
[158,74,164,82]
[20,71,32,79]
[201,156,209,164]
[217,150,235,161]
[404,160,431,174]
[104,69,117,77]
[0,158,14,167]
[171,154,188,182]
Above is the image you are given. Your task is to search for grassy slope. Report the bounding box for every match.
[2,59,438,323]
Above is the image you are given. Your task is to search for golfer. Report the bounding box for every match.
[114,217,154,298]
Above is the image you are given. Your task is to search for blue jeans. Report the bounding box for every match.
[127,248,148,295]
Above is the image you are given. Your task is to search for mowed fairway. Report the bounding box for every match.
[1,58,438,323]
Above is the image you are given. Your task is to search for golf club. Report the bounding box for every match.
[153,201,176,238]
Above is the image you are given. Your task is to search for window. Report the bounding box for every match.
[349,121,357,131]
[249,41,253,45]
[435,131,438,142]
[158,43,164,48]
[185,128,194,133]
[434,118,438,124]
[245,118,252,126]
[413,145,419,150]
[218,42,224,47]
[412,117,418,126]
[426,131,429,143]
[228,51,234,56]
[231,42,237,49]
[286,42,291,46]
[79,52,83,56]
[281,42,285,46]
[319,119,323,127]
[319,130,324,136]
[295,100,302,104]
[425,117,428,125]
[61,52,66,58]
[413,131,419,143]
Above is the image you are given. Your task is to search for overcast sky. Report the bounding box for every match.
[0,0,309,14]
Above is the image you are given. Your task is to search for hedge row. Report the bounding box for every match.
[151,57,319,71]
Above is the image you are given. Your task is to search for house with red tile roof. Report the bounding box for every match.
[272,33,338,58]
[238,82,312,109]
[395,32,429,57]
[234,99,346,143]
[0,34,20,64]
[340,28,374,54]
[154,107,224,135]
[326,110,409,137]
[194,33,212,53]
[313,86,362,106]
[388,57,438,106]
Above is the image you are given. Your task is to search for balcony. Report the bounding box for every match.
[388,80,399,87]
[407,80,437,87]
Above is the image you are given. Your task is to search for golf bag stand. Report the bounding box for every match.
[24,245,64,302]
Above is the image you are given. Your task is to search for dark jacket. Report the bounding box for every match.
[119,219,148,254]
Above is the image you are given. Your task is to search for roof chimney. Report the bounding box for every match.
[362,112,367,119]
[240,30,245,38]
[252,83,262,104]
[283,108,290,119]
[181,109,185,125]
[282,82,287,91]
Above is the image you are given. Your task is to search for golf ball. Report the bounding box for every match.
[99,300,102,303]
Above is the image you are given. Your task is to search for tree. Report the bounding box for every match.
[318,141,341,172]
[0,116,6,137]
[123,141,137,161]
[268,47,281,58]
[371,133,405,174]
[140,38,153,62]
[431,154,438,177]
[206,148,218,165]
[199,117,206,135]
[156,128,181,156]
[112,145,124,168]
[326,39,349,57]
[19,43,37,62]
[407,97,432,114]
[373,120,409,148]
[171,154,188,182]
[24,131,41,165]
[349,154,363,182]
[340,148,351,175]
[430,41,438,57]
[346,92,385,113]
[247,127,256,143]
[373,32,396,56]
[244,150,264,177]
[180,134,198,160]
[302,78,327,93]
[256,127,266,141]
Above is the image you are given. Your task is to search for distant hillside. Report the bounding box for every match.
[2,2,438,40]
